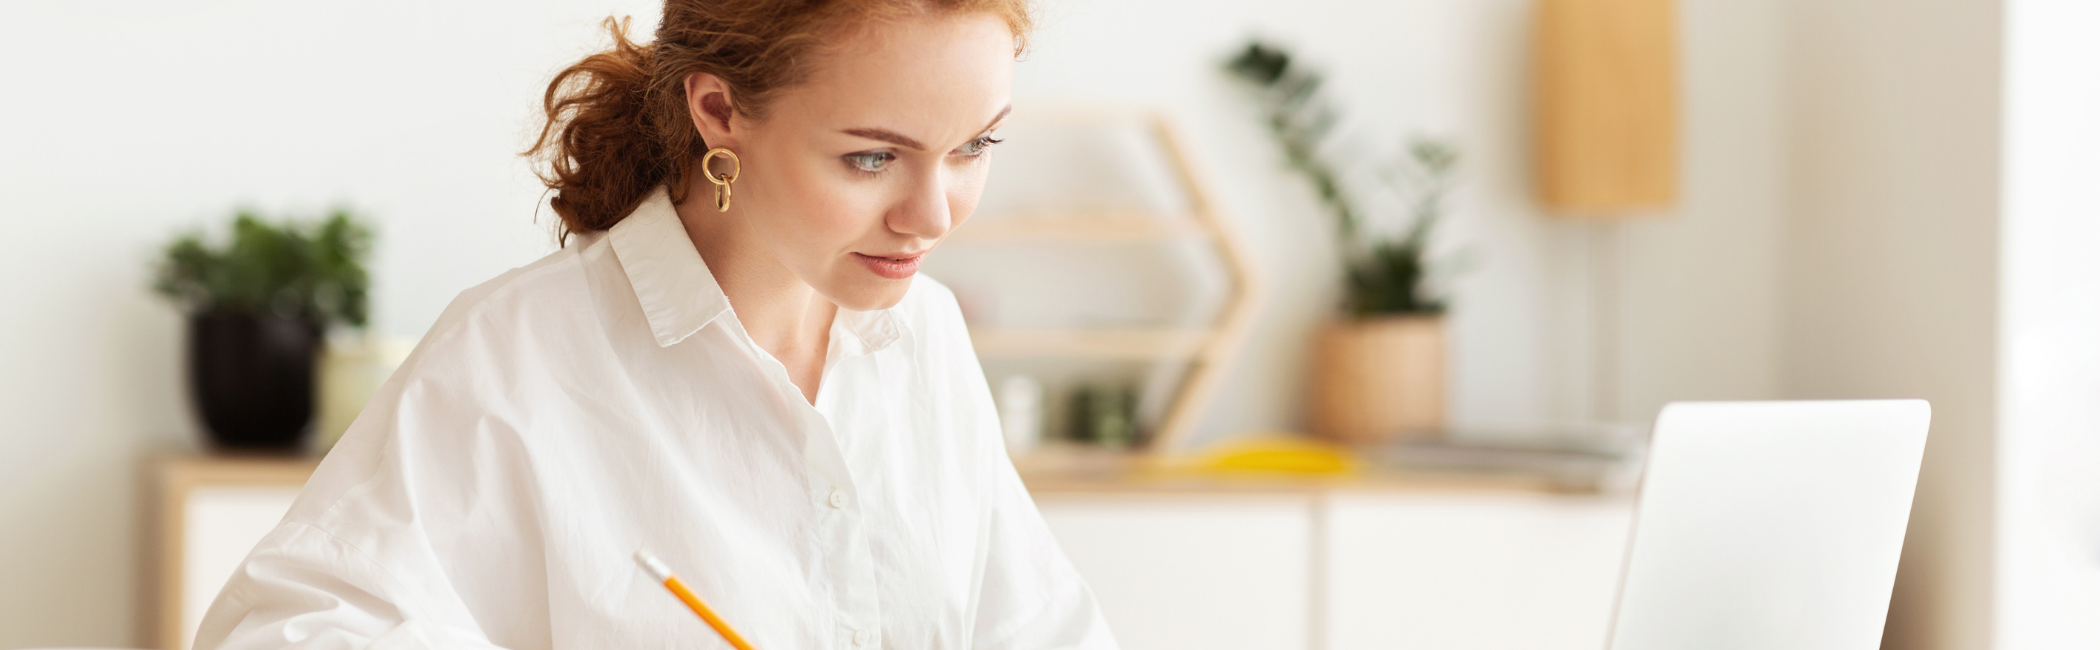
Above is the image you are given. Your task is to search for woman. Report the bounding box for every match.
[195,1,1116,648]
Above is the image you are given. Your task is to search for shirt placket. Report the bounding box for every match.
[731,318,884,650]
[795,402,882,650]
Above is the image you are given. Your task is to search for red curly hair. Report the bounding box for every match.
[525,0,1033,242]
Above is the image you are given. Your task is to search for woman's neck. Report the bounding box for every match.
[674,192,836,405]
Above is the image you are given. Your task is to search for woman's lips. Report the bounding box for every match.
[853,252,923,280]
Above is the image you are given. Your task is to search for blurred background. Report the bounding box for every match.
[2,0,2096,649]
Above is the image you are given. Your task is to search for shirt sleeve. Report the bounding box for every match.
[193,308,544,650]
[193,521,514,650]
[969,448,1119,650]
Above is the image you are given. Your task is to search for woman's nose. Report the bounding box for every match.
[888,169,954,241]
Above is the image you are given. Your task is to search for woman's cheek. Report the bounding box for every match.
[947,192,980,230]
[946,167,989,227]
[802,186,881,246]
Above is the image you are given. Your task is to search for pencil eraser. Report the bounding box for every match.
[633,549,673,581]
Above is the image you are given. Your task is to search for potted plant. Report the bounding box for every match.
[1227,41,1462,443]
[154,210,372,449]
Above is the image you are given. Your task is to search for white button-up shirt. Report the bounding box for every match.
[196,189,1117,650]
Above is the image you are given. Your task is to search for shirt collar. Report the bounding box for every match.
[606,187,905,353]
[832,306,903,357]
[607,188,731,347]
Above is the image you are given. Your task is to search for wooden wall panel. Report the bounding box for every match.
[1534,0,1678,214]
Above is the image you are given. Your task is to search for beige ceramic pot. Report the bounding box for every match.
[1309,315,1446,443]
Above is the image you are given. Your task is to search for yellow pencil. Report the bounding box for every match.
[634,549,759,650]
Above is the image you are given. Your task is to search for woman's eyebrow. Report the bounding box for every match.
[842,127,925,150]
[979,106,1012,133]
[840,106,1014,151]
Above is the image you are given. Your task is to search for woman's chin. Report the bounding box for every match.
[822,276,914,313]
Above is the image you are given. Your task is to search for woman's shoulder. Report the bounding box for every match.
[401,232,655,374]
[421,237,610,349]
[365,234,642,431]
[293,240,623,531]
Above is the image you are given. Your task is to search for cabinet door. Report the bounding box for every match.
[1037,495,1314,650]
[178,486,303,650]
[1325,494,1634,650]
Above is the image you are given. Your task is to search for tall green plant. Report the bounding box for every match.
[154,209,374,327]
[1225,41,1460,317]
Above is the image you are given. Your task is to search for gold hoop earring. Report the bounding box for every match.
[701,147,741,212]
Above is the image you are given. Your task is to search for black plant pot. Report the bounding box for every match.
[188,312,322,449]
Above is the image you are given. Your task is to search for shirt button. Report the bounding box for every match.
[853,629,872,646]
[828,489,847,508]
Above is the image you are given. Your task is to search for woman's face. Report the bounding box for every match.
[687,13,1015,312]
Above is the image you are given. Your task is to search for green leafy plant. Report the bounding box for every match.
[153,210,374,327]
[1225,40,1461,317]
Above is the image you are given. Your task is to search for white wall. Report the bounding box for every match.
[1617,0,1788,421]
[0,0,1790,645]
[1780,1,2003,649]
[1998,1,2100,647]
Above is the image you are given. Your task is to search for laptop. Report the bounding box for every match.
[1605,400,1931,650]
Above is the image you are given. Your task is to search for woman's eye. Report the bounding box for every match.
[846,151,895,173]
[957,135,1004,157]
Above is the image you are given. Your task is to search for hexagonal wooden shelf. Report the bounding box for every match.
[931,109,1261,453]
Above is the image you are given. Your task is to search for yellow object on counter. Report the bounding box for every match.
[1188,434,1357,475]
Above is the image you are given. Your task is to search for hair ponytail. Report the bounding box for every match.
[525,18,685,241]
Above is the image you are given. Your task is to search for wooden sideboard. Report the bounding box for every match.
[141,452,1632,650]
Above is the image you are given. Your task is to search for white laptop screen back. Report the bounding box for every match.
[1608,400,1931,650]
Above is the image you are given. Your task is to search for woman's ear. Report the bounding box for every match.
[684,72,738,148]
